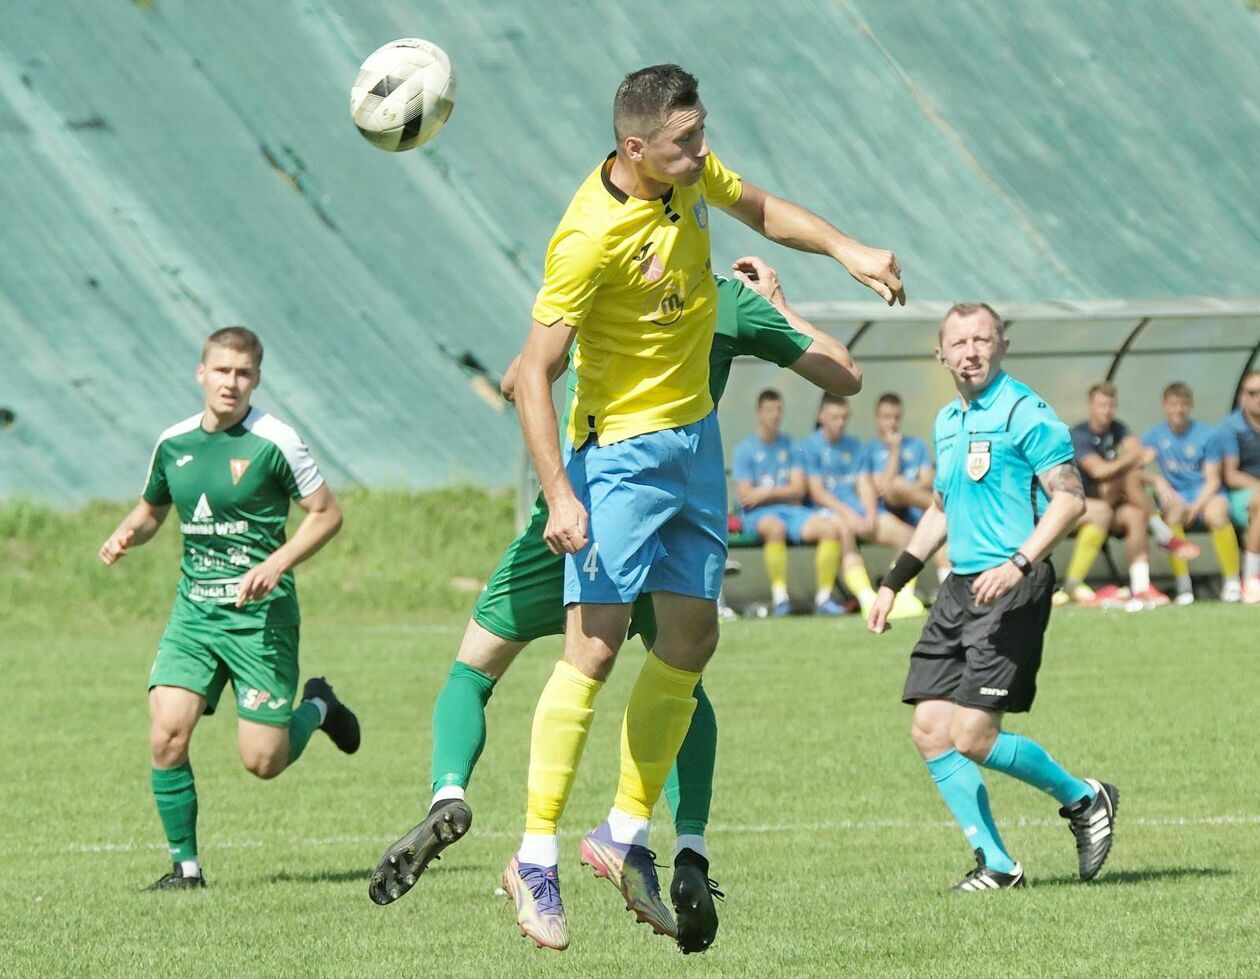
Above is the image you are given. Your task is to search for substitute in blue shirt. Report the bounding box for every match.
[866,302,1117,893]
[1141,382,1240,604]
[1217,369,1260,599]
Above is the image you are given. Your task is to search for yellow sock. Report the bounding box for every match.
[1212,524,1241,578]
[525,660,603,834]
[1168,526,1190,579]
[815,539,841,594]
[764,539,788,592]
[612,653,700,819]
[843,561,874,601]
[1066,523,1107,585]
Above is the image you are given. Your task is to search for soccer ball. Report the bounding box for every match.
[350,38,456,152]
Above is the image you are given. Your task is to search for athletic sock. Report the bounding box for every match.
[1066,523,1107,586]
[1129,559,1151,595]
[1246,551,1260,581]
[1168,526,1191,581]
[665,680,716,838]
[814,539,841,602]
[525,660,603,835]
[1212,526,1242,579]
[178,859,201,877]
[517,832,558,867]
[612,653,700,820]
[1148,514,1174,547]
[430,662,497,794]
[151,762,198,865]
[980,732,1094,806]
[283,701,321,766]
[1176,574,1193,596]
[606,808,652,847]
[842,561,877,608]
[765,540,789,604]
[675,834,707,861]
[925,749,1014,874]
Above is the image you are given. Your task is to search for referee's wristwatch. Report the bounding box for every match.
[1009,551,1033,576]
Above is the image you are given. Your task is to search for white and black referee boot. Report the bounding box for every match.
[1060,779,1119,881]
[952,849,1025,892]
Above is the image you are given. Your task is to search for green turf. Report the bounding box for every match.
[2,493,1258,977]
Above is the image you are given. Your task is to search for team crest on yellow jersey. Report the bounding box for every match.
[692,198,708,228]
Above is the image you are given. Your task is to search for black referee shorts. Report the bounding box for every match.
[901,561,1055,714]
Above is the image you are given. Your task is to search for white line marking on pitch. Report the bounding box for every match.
[46,813,1260,856]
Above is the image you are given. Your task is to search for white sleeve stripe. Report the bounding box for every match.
[142,412,203,494]
[245,411,325,498]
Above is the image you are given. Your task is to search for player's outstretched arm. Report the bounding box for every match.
[732,256,861,396]
[868,497,947,634]
[98,499,169,565]
[235,484,343,607]
[516,319,586,554]
[721,183,905,306]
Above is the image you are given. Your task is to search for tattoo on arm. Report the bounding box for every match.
[1040,463,1085,500]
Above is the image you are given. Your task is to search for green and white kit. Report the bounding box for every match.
[143,407,323,724]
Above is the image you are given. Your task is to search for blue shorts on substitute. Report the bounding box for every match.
[564,411,727,604]
[741,504,827,543]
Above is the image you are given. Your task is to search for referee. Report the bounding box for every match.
[868,303,1119,891]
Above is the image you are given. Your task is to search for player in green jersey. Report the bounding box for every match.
[99,327,359,891]
[370,258,860,953]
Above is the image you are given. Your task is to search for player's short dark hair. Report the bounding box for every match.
[818,393,849,410]
[876,392,903,409]
[1163,381,1193,401]
[203,326,264,367]
[613,64,699,143]
[757,388,782,407]
[1088,380,1117,400]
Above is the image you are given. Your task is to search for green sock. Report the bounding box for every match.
[665,680,717,836]
[430,662,497,793]
[287,701,322,765]
[151,762,198,863]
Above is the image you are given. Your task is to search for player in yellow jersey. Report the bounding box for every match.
[503,65,904,952]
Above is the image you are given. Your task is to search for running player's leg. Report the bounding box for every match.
[798,512,844,614]
[145,620,225,890]
[148,685,207,889]
[903,574,1015,887]
[957,562,1117,881]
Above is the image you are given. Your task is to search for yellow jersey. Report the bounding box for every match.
[532,151,743,446]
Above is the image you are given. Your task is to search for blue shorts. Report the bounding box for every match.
[1229,487,1255,528]
[564,411,727,604]
[740,504,826,544]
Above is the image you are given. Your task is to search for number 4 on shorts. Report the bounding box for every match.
[583,542,600,581]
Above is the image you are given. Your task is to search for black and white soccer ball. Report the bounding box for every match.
[350,38,456,152]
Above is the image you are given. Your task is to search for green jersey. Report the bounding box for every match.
[142,407,324,628]
[562,274,811,422]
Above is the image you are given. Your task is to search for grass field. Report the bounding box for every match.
[3,491,1258,977]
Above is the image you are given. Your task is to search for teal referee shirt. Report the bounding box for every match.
[933,371,1075,574]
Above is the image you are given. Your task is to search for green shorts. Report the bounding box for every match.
[1228,487,1255,529]
[149,615,300,726]
[472,494,657,647]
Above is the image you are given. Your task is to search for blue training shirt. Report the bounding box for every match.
[1141,420,1223,501]
[1216,409,1260,479]
[799,429,866,512]
[863,434,931,483]
[732,433,801,492]
[934,371,1075,574]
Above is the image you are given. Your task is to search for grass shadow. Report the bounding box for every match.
[1032,866,1232,888]
[266,863,490,886]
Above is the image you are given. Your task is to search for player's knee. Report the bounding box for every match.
[952,729,994,763]
[910,717,950,758]
[758,518,787,542]
[242,752,287,780]
[149,726,191,767]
